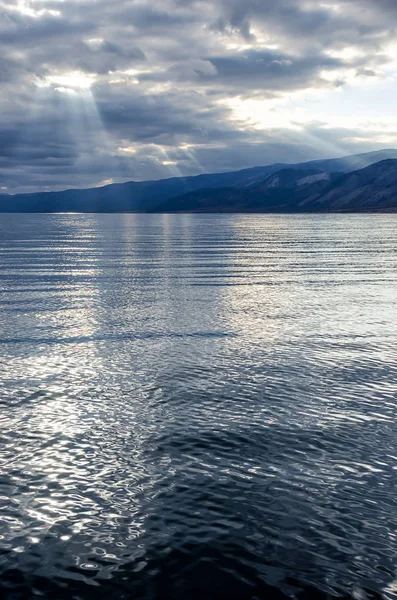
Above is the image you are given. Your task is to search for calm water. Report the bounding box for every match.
[1,213,397,600]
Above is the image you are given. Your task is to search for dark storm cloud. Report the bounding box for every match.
[0,0,396,193]
[206,50,343,92]
[207,0,394,47]
[0,56,26,83]
[0,12,92,45]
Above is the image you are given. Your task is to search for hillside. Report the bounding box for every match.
[154,159,397,213]
[153,169,341,212]
[300,159,397,211]
[1,149,397,212]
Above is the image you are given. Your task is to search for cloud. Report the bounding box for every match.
[0,0,397,192]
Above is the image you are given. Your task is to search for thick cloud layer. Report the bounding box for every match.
[1,0,396,192]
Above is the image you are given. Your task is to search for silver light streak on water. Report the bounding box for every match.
[1,213,397,600]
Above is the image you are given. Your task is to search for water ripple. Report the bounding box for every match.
[1,213,397,599]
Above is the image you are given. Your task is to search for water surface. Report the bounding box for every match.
[1,213,397,600]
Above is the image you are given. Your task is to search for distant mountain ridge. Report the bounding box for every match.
[155,159,397,213]
[301,159,397,211]
[1,149,397,212]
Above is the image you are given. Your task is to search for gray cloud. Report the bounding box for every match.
[0,0,396,193]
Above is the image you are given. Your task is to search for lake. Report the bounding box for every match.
[1,213,397,600]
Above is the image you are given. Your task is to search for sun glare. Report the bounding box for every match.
[1,0,61,18]
[118,146,137,154]
[39,72,97,93]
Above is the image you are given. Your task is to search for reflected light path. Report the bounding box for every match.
[1,214,397,599]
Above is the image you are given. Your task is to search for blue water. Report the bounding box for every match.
[1,213,397,600]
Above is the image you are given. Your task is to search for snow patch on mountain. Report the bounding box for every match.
[297,173,330,186]
[267,176,280,188]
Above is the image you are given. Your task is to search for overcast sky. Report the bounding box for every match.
[1,0,397,192]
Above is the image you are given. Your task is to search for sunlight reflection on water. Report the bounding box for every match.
[1,213,397,599]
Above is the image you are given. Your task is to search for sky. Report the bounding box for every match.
[1,0,397,193]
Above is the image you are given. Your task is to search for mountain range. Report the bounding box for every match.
[2,149,397,213]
